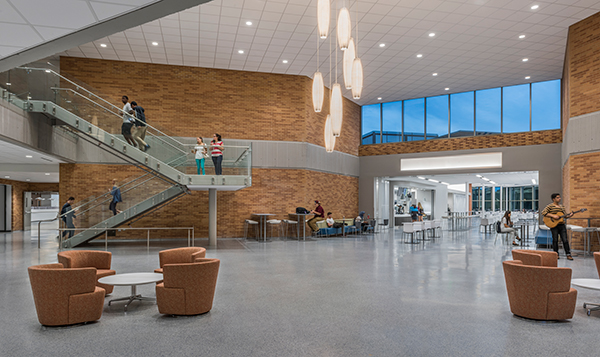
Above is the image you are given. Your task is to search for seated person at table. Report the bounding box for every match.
[501,210,521,246]
[326,212,334,228]
[354,211,369,232]
[307,200,325,233]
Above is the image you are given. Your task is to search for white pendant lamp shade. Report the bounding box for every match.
[330,83,343,137]
[351,57,363,99]
[312,71,324,112]
[343,38,355,89]
[337,7,351,50]
[324,114,335,153]
[317,0,330,39]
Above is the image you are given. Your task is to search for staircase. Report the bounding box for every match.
[0,67,252,247]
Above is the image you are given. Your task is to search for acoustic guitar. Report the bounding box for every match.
[543,208,587,228]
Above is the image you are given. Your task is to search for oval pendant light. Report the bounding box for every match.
[351,57,363,99]
[343,38,355,89]
[317,0,330,39]
[324,114,336,153]
[312,71,324,112]
[337,7,351,51]
[330,83,343,137]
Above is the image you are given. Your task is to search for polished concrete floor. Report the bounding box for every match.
[2,225,600,356]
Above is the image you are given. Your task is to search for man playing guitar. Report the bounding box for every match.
[541,193,574,260]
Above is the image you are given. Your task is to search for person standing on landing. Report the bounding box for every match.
[60,197,76,239]
[210,133,224,175]
[307,200,325,233]
[192,137,208,175]
[542,193,573,260]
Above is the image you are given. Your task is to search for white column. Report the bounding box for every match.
[208,188,217,247]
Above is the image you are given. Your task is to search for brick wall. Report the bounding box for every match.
[60,57,360,156]
[59,163,358,240]
[562,11,600,251]
[566,11,600,121]
[359,129,562,156]
[0,178,59,231]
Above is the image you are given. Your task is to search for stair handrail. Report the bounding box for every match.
[49,86,188,156]
[17,66,188,151]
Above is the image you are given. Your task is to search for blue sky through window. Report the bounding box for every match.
[426,95,448,139]
[451,91,474,134]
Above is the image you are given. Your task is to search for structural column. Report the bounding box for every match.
[208,188,217,247]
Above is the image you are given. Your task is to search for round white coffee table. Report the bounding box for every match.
[571,278,600,316]
[99,272,163,311]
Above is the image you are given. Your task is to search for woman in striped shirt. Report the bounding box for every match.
[210,133,224,175]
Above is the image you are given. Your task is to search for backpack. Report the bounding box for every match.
[495,221,502,233]
[296,207,309,214]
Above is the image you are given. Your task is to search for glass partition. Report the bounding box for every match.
[361,104,381,145]
[403,98,424,141]
[426,95,448,139]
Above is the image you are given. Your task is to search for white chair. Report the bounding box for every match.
[493,222,511,245]
[424,221,434,239]
[567,225,588,255]
[479,218,489,233]
[244,219,259,240]
[267,219,284,240]
[282,219,298,239]
[413,222,424,242]
[402,222,417,244]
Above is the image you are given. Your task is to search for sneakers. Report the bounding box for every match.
[567,255,574,260]
[512,241,519,246]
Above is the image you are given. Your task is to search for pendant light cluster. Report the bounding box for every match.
[312,0,364,153]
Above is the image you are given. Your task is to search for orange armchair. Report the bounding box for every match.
[594,252,600,278]
[156,258,220,315]
[503,260,577,320]
[28,263,105,326]
[58,250,116,294]
[511,249,558,267]
[154,247,207,274]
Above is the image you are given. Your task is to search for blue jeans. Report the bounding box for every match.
[212,155,222,175]
[196,158,205,175]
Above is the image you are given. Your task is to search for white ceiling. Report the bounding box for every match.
[0,140,62,182]
[393,171,539,186]
[57,0,600,105]
[0,0,158,59]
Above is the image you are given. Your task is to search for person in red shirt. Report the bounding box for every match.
[307,200,325,233]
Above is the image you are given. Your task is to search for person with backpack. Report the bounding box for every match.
[500,210,521,246]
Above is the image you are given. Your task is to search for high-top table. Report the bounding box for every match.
[99,272,163,311]
[289,213,311,241]
[571,278,600,316]
[251,213,275,242]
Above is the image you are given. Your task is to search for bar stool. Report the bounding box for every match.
[282,219,298,239]
[267,219,284,240]
[567,225,586,254]
[402,222,417,244]
[244,219,259,241]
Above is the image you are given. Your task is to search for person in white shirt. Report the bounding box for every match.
[326,212,334,228]
[121,95,137,147]
[191,137,208,175]
[501,211,521,246]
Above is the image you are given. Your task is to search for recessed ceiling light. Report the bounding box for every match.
[441,182,450,185]
[476,175,482,178]
[152,42,159,46]
[525,76,531,79]
[531,5,539,10]
[100,44,107,48]
[444,88,449,91]
[417,176,426,180]
[4,176,9,179]
[519,35,526,39]
[45,69,51,73]
[416,54,423,58]
[238,50,244,54]
[432,73,438,76]
[379,43,385,48]
[428,33,436,37]
[26,155,32,158]
[482,177,490,181]
[377,97,382,100]
[428,179,440,183]
[522,58,528,62]
[26,179,31,182]
[282,60,288,64]
[246,21,252,26]
[489,181,497,185]
[45,173,50,176]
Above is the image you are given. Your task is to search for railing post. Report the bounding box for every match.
[38,221,41,249]
[105,230,108,251]
[147,229,150,249]
[192,227,195,247]
[188,229,190,247]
